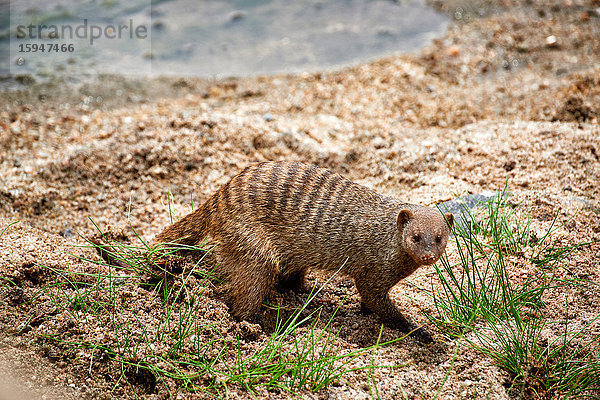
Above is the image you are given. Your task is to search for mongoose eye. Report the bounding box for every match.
[412,235,421,243]
[436,236,442,243]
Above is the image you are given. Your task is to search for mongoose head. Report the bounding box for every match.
[397,208,454,266]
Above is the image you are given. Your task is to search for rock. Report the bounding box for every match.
[437,193,506,233]
[228,10,245,22]
[16,323,31,334]
[63,228,74,238]
[152,21,165,31]
[446,45,460,57]
[263,112,274,122]
[149,165,167,177]
[545,35,558,48]
[503,160,516,171]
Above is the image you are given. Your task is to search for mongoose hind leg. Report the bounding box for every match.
[221,252,279,321]
[355,280,433,344]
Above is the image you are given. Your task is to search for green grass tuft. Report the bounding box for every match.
[31,221,398,397]
[427,186,600,398]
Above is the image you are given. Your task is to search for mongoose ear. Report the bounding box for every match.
[397,209,413,228]
[444,212,454,229]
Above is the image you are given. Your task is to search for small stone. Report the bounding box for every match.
[228,10,245,21]
[503,160,516,171]
[263,112,274,122]
[16,323,31,333]
[545,35,558,48]
[63,228,74,238]
[149,165,167,177]
[581,11,590,21]
[446,45,460,57]
[152,21,165,31]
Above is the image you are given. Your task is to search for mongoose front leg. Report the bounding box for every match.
[356,279,433,344]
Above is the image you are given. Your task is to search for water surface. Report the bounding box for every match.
[2,0,448,81]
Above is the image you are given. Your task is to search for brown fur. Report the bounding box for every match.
[153,161,454,342]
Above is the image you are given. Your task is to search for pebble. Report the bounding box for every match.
[149,165,167,177]
[545,35,558,47]
[263,112,274,122]
[228,10,246,21]
[16,323,31,333]
[152,21,165,31]
[503,160,516,171]
[446,45,460,57]
[63,228,74,238]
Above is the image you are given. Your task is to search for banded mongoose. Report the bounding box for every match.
[153,161,454,342]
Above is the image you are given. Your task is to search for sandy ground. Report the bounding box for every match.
[1,0,599,398]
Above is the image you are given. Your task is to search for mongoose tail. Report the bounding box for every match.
[152,199,211,247]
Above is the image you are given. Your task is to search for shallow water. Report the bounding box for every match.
[2,0,448,81]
